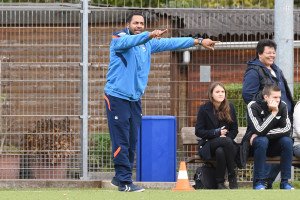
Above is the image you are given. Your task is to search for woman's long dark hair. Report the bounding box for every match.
[208,82,233,123]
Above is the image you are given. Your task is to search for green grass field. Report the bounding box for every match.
[0,188,300,200]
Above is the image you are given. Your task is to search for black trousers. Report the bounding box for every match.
[209,137,237,183]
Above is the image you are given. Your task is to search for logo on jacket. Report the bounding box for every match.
[118,32,126,37]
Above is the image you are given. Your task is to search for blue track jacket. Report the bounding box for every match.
[104,28,195,101]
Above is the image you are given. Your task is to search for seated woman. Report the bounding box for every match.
[293,101,300,157]
[195,82,238,189]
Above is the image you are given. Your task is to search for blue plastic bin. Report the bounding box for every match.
[136,116,177,182]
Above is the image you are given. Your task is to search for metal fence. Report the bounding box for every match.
[1,3,300,182]
[0,0,279,8]
[0,4,82,179]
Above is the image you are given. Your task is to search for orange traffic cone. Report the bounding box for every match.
[172,161,195,191]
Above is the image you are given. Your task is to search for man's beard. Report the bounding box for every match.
[128,28,142,35]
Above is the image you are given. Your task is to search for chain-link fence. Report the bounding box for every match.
[1,3,300,182]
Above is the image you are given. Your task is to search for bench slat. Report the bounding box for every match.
[181,127,198,145]
[181,126,300,165]
[182,127,247,145]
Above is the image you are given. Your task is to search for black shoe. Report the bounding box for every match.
[229,177,238,189]
[217,183,228,189]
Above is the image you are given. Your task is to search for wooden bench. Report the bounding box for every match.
[181,127,300,165]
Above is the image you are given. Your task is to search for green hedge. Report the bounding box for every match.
[89,133,111,170]
[225,84,247,126]
[294,83,300,101]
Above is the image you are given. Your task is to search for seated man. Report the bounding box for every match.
[247,84,294,190]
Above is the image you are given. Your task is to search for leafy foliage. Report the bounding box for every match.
[89,0,296,8]
[89,133,111,170]
[167,0,274,8]
[2,0,300,8]
[294,83,300,102]
[25,117,77,165]
[225,83,247,127]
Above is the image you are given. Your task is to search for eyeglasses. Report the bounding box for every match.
[263,51,276,55]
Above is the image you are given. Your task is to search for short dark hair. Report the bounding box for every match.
[262,84,281,96]
[256,39,277,57]
[126,11,145,23]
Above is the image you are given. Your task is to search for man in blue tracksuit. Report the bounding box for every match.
[242,39,294,190]
[104,10,219,192]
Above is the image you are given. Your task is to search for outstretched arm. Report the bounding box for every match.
[149,29,220,53]
[112,31,152,51]
[149,29,220,50]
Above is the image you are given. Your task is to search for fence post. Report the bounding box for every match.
[80,0,90,180]
[274,0,294,96]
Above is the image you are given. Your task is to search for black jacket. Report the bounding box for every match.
[195,102,238,160]
[247,98,292,139]
[238,98,292,168]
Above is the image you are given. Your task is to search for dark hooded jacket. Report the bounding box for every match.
[242,58,294,116]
